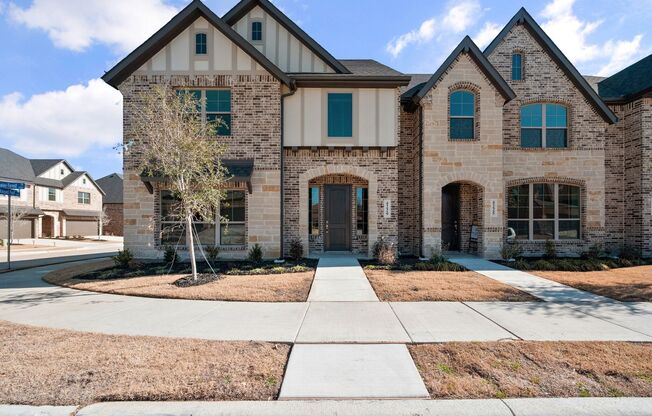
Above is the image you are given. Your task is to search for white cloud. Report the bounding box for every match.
[473,22,501,49]
[540,0,644,75]
[0,79,123,158]
[386,0,482,57]
[8,0,179,53]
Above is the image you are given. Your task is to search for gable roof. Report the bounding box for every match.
[411,36,515,108]
[61,171,106,195]
[223,0,350,74]
[0,148,36,183]
[102,0,292,88]
[599,53,652,103]
[30,159,74,176]
[97,173,124,204]
[484,7,617,124]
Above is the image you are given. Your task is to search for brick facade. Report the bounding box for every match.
[102,203,124,236]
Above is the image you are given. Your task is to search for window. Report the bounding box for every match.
[82,178,87,185]
[195,33,207,55]
[309,186,320,235]
[78,191,90,204]
[177,89,231,136]
[327,93,353,137]
[60,168,64,175]
[512,53,523,80]
[48,188,56,202]
[356,187,368,235]
[220,190,246,245]
[449,90,475,140]
[520,104,567,148]
[507,183,581,240]
[160,190,184,246]
[251,21,263,42]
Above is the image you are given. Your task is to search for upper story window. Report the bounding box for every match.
[177,89,231,136]
[507,183,581,240]
[78,191,90,204]
[60,168,64,175]
[82,178,87,185]
[48,188,56,202]
[195,33,207,55]
[449,90,475,140]
[327,93,353,138]
[251,21,263,42]
[520,103,567,148]
[512,53,523,81]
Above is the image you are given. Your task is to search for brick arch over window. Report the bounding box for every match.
[448,82,481,141]
[518,99,572,147]
[299,165,378,256]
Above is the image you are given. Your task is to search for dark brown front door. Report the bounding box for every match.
[325,185,351,251]
[442,183,461,251]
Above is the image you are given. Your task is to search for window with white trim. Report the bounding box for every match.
[507,183,581,240]
[77,191,90,204]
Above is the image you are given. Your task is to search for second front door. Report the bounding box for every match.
[325,185,351,251]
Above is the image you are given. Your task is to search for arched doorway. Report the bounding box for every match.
[41,215,54,238]
[441,181,483,253]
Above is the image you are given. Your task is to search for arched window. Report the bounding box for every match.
[195,33,207,55]
[507,183,580,240]
[449,90,475,140]
[512,53,523,80]
[251,21,263,42]
[520,103,567,148]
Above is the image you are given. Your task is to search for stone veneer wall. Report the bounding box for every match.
[487,23,609,256]
[398,107,421,256]
[420,53,505,259]
[120,74,282,259]
[604,104,626,254]
[283,148,397,257]
[307,174,369,255]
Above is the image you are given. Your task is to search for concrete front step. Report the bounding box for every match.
[279,344,429,399]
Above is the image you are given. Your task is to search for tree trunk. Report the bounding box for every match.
[186,214,198,280]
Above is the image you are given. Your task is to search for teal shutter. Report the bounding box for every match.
[328,93,353,137]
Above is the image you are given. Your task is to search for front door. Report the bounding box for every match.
[325,185,351,251]
[441,183,461,251]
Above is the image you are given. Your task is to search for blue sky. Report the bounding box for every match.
[0,0,650,180]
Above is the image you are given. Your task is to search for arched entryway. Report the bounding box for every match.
[41,215,54,238]
[441,181,483,253]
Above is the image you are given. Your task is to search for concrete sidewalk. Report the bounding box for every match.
[39,397,649,416]
[308,257,378,301]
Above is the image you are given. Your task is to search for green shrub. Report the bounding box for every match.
[619,244,640,261]
[531,259,555,271]
[289,238,303,261]
[112,249,133,268]
[501,242,523,260]
[414,262,434,271]
[399,264,413,272]
[290,265,309,273]
[544,240,557,259]
[514,258,531,270]
[205,246,220,263]
[163,246,179,265]
[372,237,397,265]
[271,266,287,274]
[248,243,263,263]
[0,239,4,247]
[582,243,604,260]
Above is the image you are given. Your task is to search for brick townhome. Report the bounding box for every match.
[103,0,651,259]
[97,173,124,236]
[0,148,105,239]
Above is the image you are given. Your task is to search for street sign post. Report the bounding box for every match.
[1,181,26,270]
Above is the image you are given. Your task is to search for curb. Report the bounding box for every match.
[0,254,114,274]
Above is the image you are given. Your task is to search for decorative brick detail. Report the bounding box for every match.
[102,203,123,236]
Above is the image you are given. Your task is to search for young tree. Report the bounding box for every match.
[128,86,229,280]
[99,207,111,240]
[0,206,28,245]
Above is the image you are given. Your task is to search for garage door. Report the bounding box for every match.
[0,219,33,239]
[66,220,98,237]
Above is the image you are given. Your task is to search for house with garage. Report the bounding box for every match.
[97,173,124,236]
[0,148,105,239]
[103,0,651,260]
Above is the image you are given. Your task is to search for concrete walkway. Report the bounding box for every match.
[308,257,378,301]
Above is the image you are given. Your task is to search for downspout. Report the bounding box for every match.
[279,81,297,259]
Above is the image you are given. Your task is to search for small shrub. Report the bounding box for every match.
[163,246,179,265]
[583,243,604,260]
[544,240,557,259]
[271,266,287,274]
[373,237,397,265]
[0,239,4,247]
[555,259,581,272]
[399,264,413,272]
[248,243,263,263]
[531,259,555,271]
[205,246,220,263]
[112,249,133,268]
[290,265,309,273]
[501,243,523,260]
[289,238,303,261]
[619,244,640,261]
[514,258,531,270]
[250,267,266,274]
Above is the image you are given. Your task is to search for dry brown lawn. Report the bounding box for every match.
[0,320,289,406]
[365,269,538,301]
[410,341,652,399]
[533,265,652,302]
[44,261,314,302]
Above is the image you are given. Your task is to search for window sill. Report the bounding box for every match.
[511,239,584,243]
[449,138,479,142]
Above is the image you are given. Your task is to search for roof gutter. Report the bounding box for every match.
[291,75,411,89]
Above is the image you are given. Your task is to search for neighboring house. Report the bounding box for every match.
[0,148,105,239]
[97,173,124,236]
[102,0,651,259]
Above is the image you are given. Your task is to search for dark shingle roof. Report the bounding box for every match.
[30,159,64,176]
[338,60,404,77]
[0,148,36,182]
[599,54,652,102]
[97,173,124,204]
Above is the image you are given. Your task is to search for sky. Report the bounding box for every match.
[0,0,651,180]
